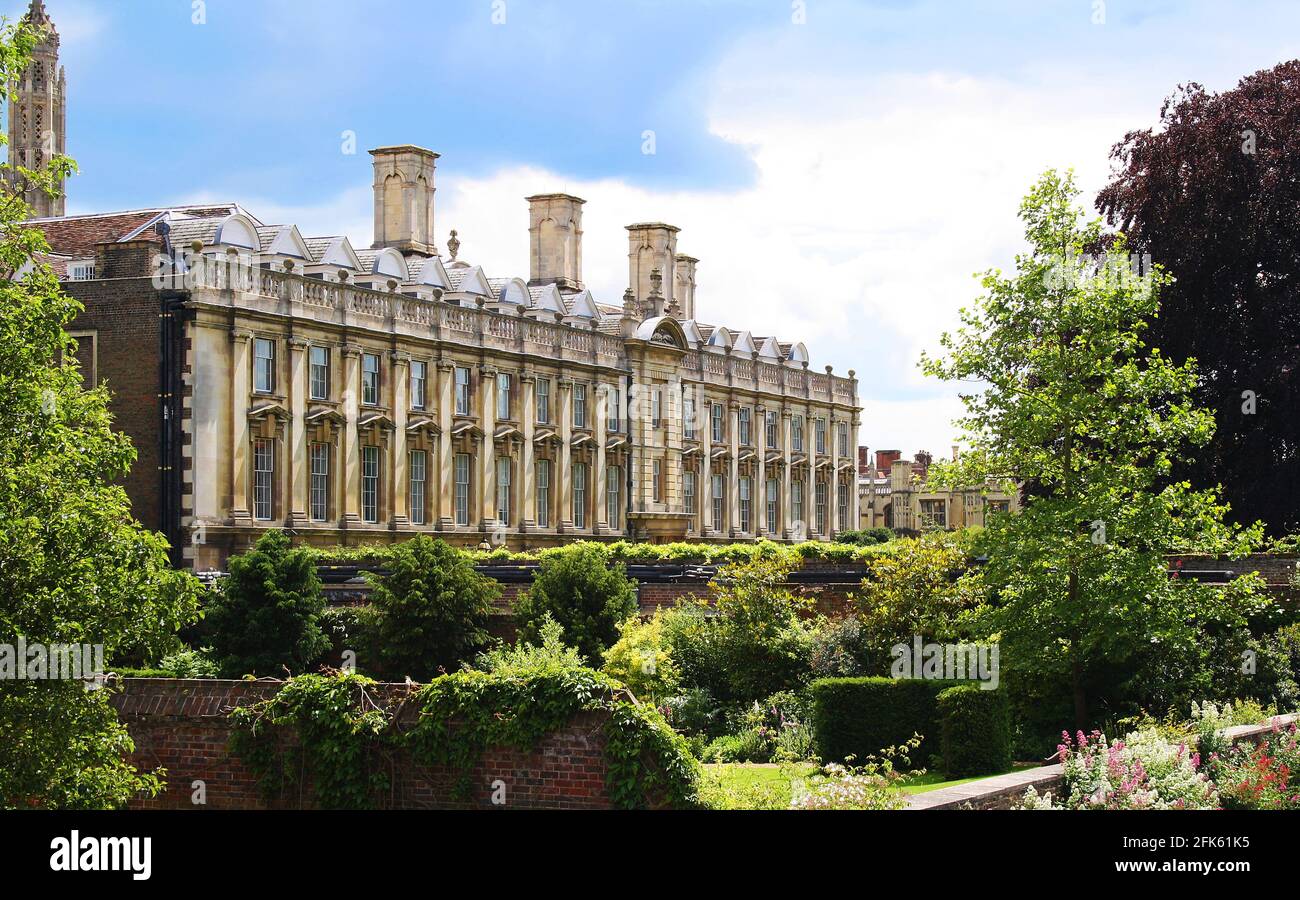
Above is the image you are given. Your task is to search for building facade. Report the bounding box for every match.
[858,448,1018,533]
[9,5,860,569]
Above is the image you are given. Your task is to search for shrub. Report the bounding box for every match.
[203,531,330,678]
[810,676,966,765]
[513,543,638,664]
[475,614,583,674]
[937,684,1012,777]
[602,611,681,702]
[810,615,875,678]
[157,646,218,679]
[835,528,894,546]
[701,729,769,763]
[1022,727,1217,810]
[1216,721,1300,810]
[366,536,498,681]
[660,687,726,738]
[318,605,380,673]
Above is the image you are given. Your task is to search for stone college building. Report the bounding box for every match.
[10,3,861,569]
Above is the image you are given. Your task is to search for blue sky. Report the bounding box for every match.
[16,0,1300,455]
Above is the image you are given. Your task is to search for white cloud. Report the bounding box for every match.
[232,40,1166,457]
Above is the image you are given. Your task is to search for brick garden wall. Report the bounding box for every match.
[110,678,613,810]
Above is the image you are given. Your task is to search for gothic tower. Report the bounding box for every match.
[7,0,66,218]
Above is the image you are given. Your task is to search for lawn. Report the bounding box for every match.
[700,762,1033,808]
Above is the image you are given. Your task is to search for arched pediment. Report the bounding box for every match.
[372,247,407,280]
[215,213,259,250]
[786,341,809,367]
[634,315,688,350]
[706,325,732,351]
[498,278,531,308]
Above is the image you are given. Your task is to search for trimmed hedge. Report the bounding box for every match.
[305,538,900,567]
[937,684,1012,777]
[810,676,967,766]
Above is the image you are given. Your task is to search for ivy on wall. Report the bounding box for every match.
[228,669,700,810]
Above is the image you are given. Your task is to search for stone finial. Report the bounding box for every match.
[622,287,638,318]
[447,229,460,261]
[649,267,663,298]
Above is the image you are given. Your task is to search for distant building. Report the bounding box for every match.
[5,1,66,218]
[858,447,1018,533]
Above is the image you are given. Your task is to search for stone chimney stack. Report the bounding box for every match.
[626,222,679,319]
[370,145,438,256]
[527,193,585,289]
[673,254,697,320]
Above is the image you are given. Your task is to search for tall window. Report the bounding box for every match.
[536,378,550,424]
[684,471,696,532]
[652,459,664,503]
[309,443,329,521]
[496,372,512,420]
[837,481,849,533]
[711,403,724,443]
[767,478,779,534]
[455,366,471,416]
[739,476,752,533]
[739,408,752,446]
[606,465,622,529]
[496,456,511,523]
[793,480,805,527]
[573,462,588,529]
[253,439,273,520]
[815,417,827,455]
[253,338,275,394]
[573,383,588,429]
[920,499,947,529]
[652,389,663,429]
[793,415,805,452]
[815,480,827,535]
[409,450,427,525]
[309,346,329,400]
[410,360,427,410]
[837,421,849,457]
[361,446,379,523]
[454,453,470,525]
[536,459,550,527]
[684,392,696,440]
[606,385,621,433]
[711,473,725,532]
[766,411,778,449]
[362,353,380,406]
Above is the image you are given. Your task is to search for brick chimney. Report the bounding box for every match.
[858,446,871,477]
[875,449,902,474]
[527,193,584,290]
[370,145,438,256]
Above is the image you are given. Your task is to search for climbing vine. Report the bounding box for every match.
[230,667,700,810]
[228,672,392,810]
[401,664,699,809]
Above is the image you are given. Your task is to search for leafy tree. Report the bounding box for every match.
[367,535,498,680]
[513,542,638,664]
[854,532,984,674]
[0,18,201,808]
[602,611,681,702]
[204,530,329,678]
[922,170,1264,732]
[662,556,816,703]
[1097,61,1300,536]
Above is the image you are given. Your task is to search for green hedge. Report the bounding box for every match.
[810,676,967,766]
[937,684,1012,777]
[305,538,899,567]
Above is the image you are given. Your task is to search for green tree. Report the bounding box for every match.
[921,170,1264,732]
[0,18,201,808]
[854,532,983,674]
[204,531,329,678]
[602,611,681,702]
[367,535,498,680]
[513,542,638,664]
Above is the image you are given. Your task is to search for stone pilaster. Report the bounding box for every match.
[229,329,252,525]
